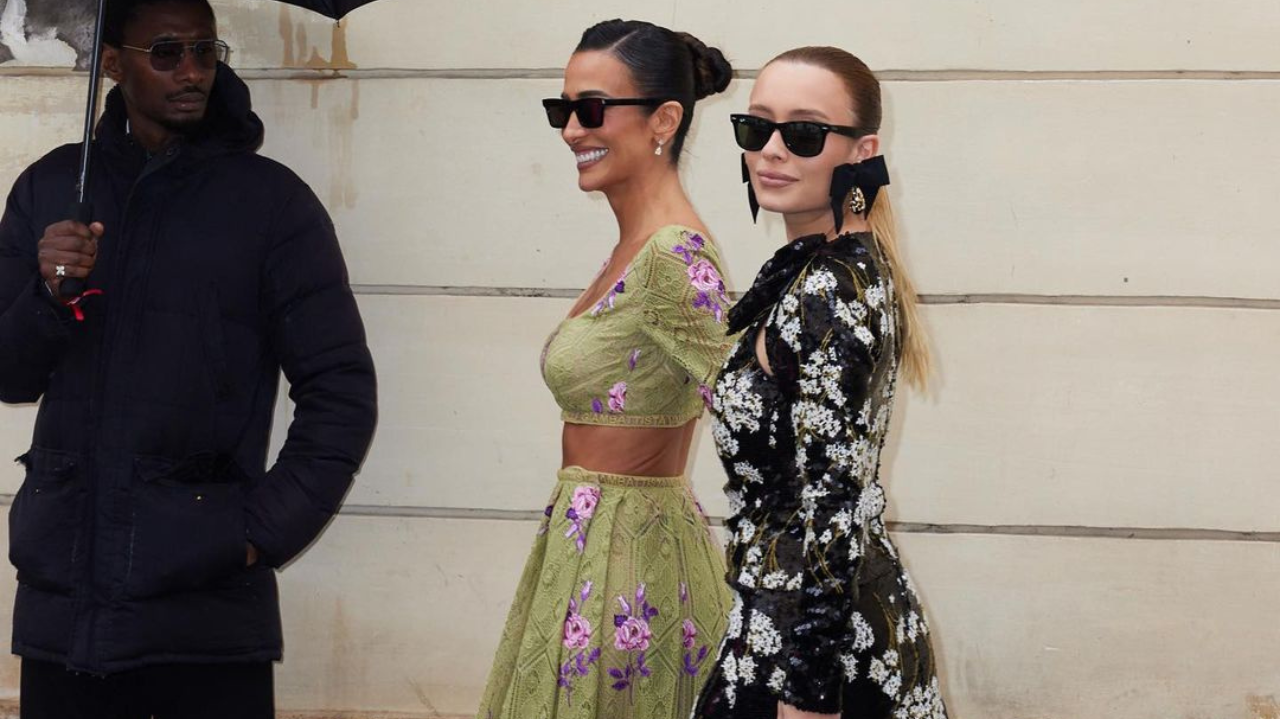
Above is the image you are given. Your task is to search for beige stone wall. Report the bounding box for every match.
[1,1,1278,717]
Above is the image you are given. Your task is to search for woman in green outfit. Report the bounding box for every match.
[476,19,737,719]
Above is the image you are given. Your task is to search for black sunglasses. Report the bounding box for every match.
[542,97,668,129]
[730,114,865,157]
[121,39,230,72]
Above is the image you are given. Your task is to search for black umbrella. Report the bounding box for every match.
[63,0,384,299]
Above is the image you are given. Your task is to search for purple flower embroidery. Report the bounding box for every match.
[681,618,698,649]
[683,645,710,677]
[536,503,554,536]
[564,614,592,649]
[608,584,659,700]
[693,291,726,323]
[613,616,653,651]
[591,398,605,414]
[558,581,602,705]
[687,259,722,293]
[672,232,706,265]
[628,349,642,371]
[607,381,627,413]
[570,486,601,521]
[564,485,601,553]
[590,266,631,317]
[698,383,714,410]
[679,582,711,677]
[671,231,728,323]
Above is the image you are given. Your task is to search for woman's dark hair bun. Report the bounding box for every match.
[677,32,732,100]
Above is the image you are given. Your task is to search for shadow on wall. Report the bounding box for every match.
[0,0,97,68]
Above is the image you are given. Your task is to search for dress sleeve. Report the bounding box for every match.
[637,227,736,399]
[753,253,888,712]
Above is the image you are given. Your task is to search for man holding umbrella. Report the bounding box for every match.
[0,0,378,715]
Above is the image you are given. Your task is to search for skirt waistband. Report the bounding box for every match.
[557,465,686,488]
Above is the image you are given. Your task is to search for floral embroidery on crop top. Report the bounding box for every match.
[540,225,736,428]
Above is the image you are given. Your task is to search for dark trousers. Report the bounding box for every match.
[20,658,274,719]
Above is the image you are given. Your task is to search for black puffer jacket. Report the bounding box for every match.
[0,64,377,674]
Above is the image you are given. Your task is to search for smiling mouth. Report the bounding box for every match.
[575,148,608,167]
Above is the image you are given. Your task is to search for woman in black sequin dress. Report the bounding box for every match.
[693,48,949,719]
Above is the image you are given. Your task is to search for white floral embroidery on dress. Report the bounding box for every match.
[803,268,838,294]
[855,482,886,526]
[865,284,885,308]
[712,418,739,457]
[793,400,840,439]
[726,490,746,516]
[851,611,875,652]
[715,370,765,433]
[768,667,787,692]
[835,297,868,328]
[799,347,846,406]
[761,570,788,589]
[831,508,854,534]
[839,652,858,681]
[779,317,802,352]
[869,656,889,684]
[746,611,783,656]
[733,461,765,484]
[726,594,744,639]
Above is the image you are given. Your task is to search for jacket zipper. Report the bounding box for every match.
[71,145,179,670]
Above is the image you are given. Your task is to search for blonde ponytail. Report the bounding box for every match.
[867,194,930,391]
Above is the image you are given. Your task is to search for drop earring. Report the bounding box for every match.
[654,139,664,156]
[848,186,867,215]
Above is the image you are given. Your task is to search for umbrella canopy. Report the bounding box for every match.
[62,0,385,299]
[275,0,383,20]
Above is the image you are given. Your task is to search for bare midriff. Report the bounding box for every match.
[561,421,699,477]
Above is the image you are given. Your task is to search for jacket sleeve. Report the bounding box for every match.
[244,181,377,567]
[751,255,886,712]
[0,166,74,404]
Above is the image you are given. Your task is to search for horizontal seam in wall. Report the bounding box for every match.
[0,494,1269,542]
[0,705,442,719]
[337,503,1280,543]
[4,67,1280,82]
[350,285,1280,310]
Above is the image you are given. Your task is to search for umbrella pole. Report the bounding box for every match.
[63,0,108,299]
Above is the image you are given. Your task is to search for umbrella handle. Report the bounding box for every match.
[64,0,107,304]
[57,200,93,300]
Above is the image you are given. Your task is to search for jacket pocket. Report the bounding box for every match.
[123,452,248,599]
[8,448,88,594]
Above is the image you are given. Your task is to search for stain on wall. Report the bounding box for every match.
[0,0,96,68]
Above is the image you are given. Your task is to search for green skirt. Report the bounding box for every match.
[478,466,732,719]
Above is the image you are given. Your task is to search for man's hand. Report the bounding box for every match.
[778,703,838,719]
[37,220,102,296]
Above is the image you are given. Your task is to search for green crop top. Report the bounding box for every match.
[540,225,736,428]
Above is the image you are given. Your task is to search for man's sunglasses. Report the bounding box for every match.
[730,114,866,158]
[121,39,231,72]
[542,97,668,129]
